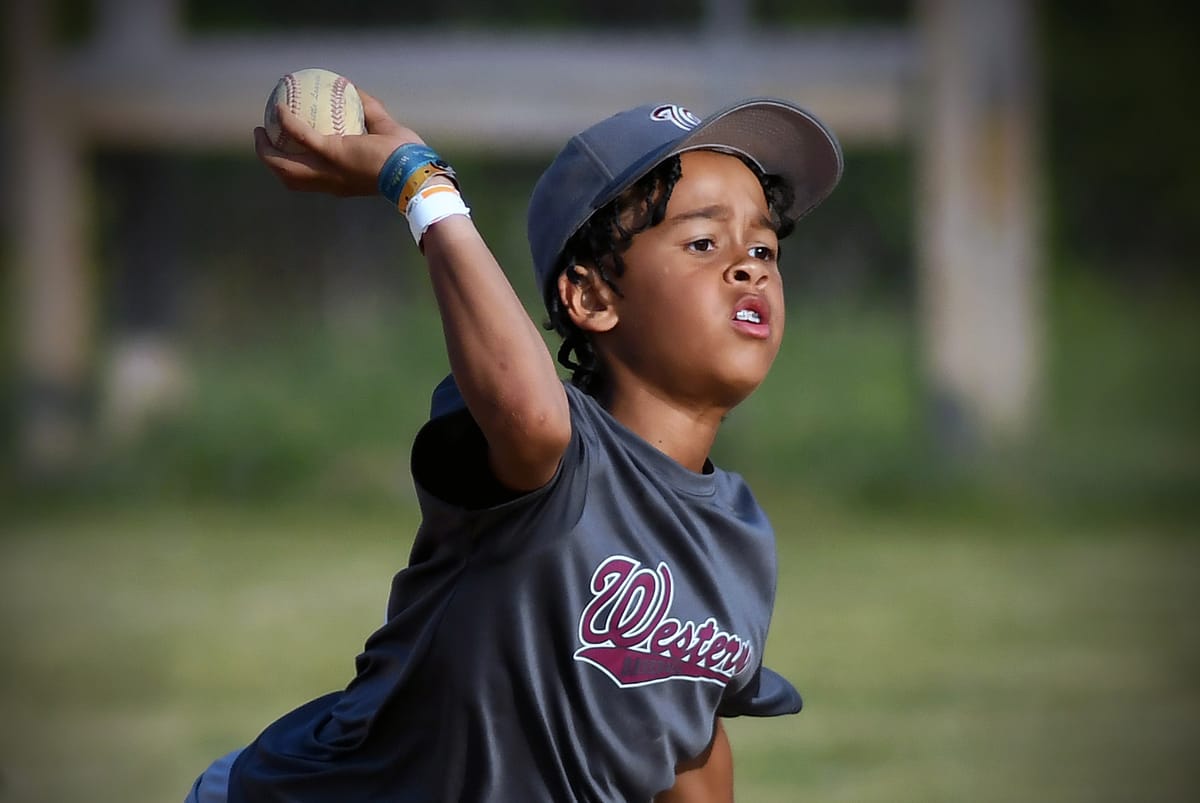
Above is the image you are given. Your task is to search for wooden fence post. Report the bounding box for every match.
[6,0,92,473]
[916,0,1042,451]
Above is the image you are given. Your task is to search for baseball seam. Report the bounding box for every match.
[331,76,348,135]
[276,72,301,150]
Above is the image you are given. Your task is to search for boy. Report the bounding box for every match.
[188,88,841,802]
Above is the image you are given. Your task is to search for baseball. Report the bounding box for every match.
[263,68,366,154]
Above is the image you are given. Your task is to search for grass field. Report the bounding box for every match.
[2,497,1196,803]
[2,276,1195,801]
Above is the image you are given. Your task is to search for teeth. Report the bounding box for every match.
[735,309,762,324]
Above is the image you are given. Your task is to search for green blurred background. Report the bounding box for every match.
[2,2,1197,802]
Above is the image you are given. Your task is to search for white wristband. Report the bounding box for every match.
[405,184,471,246]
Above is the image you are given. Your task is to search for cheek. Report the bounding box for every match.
[768,280,786,331]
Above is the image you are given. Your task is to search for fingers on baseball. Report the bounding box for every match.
[253,128,331,189]
[253,126,287,161]
[275,105,335,156]
[276,158,330,190]
[358,90,390,128]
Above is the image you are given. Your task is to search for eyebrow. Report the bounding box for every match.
[667,204,775,232]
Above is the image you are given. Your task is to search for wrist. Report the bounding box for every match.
[405,183,471,249]
[377,143,456,210]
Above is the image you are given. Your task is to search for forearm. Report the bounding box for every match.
[421,214,569,488]
[252,94,569,488]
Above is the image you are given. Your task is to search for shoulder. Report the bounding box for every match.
[411,376,602,516]
[712,468,771,524]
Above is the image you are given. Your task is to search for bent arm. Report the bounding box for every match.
[420,214,569,491]
[254,91,569,492]
[654,719,734,803]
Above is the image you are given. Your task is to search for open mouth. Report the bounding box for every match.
[731,298,770,338]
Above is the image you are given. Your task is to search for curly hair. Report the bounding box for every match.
[542,152,797,397]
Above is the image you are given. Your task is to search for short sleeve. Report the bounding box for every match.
[408,375,591,547]
[412,376,604,514]
[428,372,467,419]
[718,665,802,718]
[411,407,523,510]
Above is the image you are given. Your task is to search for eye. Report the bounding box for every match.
[687,238,716,253]
[750,245,776,261]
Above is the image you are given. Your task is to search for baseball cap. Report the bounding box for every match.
[527,98,844,303]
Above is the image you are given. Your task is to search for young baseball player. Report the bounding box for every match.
[187,88,841,802]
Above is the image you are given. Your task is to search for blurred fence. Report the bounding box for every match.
[5,0,1039,473]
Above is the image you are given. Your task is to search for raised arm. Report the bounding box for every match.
[254,90,570,491]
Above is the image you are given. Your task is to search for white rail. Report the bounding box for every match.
[57,29,916,149]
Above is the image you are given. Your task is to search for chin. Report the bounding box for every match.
[711,371,768,410]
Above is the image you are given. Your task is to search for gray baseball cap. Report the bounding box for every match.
[527,98,843,303]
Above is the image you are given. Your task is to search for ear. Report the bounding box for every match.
[557,264,619,334]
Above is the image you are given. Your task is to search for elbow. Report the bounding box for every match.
[510,399,572,465]
[482,390,572,492]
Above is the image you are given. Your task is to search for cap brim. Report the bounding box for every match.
[675,98,844,223]
[538,98,844,304]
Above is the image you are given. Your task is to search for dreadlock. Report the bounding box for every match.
[543,153,796,398]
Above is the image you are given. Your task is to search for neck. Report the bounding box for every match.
[600,381,727,473]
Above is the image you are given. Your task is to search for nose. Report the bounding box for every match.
[724,255,770,289]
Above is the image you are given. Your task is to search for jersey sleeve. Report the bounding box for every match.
[408,374,597,555]
[717,664,803,718]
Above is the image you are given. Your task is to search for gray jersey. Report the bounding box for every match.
[228,379,799,802]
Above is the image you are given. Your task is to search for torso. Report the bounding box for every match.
[228,382,783,803]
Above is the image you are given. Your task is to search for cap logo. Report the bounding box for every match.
[650,104,701,132]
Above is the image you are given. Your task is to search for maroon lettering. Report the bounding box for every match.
[579,557,636,644]
[699,633,729,668]
[574,554,755,688]
[650,619,681,653]
[680,619,717,664]
[607,565,668,648]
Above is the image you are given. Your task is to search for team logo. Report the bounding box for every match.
[650,104,701,132]
[574,555,753,688]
